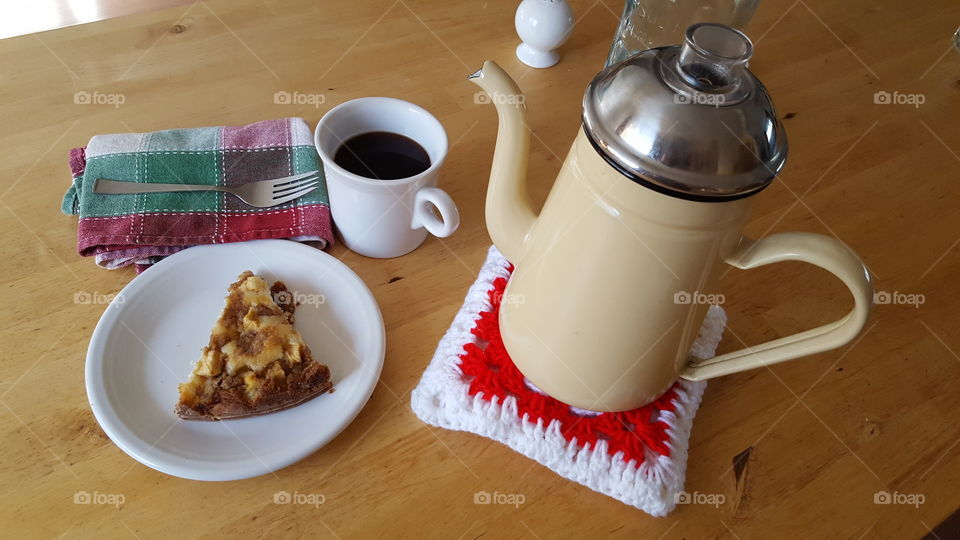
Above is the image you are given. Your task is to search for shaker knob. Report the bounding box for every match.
[515,0,574,69]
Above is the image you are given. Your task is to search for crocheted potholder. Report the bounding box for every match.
[411,246,728,516]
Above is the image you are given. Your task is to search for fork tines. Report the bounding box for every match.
[271,172,321,201]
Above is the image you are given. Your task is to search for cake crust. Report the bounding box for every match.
[175,271,333,420]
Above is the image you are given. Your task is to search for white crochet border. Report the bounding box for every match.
[410,246,727,516]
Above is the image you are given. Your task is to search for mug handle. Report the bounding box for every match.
[681,232,873,381]
[412,187,460,238]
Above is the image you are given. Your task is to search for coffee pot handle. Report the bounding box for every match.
[680,232,873,381]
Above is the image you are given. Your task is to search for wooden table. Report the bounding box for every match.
[2,0,958,537]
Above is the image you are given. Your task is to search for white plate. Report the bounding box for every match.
[85,240,385,481]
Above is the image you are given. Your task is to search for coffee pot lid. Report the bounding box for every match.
[582,23,787,201]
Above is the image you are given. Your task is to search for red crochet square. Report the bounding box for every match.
[458,272,682,465]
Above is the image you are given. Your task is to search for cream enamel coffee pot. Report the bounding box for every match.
[469,23,873,412]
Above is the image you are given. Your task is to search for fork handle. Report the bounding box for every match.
[93,178,231,194]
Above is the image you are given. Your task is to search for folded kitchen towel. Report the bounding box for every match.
[411,246,727,516]
[61,117,333,270]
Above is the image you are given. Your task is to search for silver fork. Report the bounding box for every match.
[92,171,322,208]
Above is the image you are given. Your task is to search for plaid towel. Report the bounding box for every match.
[61,118,333,270]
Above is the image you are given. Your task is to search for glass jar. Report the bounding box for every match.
[605,0,760,66]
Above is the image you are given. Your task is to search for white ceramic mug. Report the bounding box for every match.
[314,97,460,258]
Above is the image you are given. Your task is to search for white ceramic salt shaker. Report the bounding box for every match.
[515,0,574,69]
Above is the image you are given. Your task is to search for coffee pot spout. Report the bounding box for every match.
[469,60,537,262]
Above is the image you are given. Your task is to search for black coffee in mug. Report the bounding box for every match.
[333,131,430,180]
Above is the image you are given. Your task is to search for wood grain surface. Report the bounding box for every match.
[1,0,958,537]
